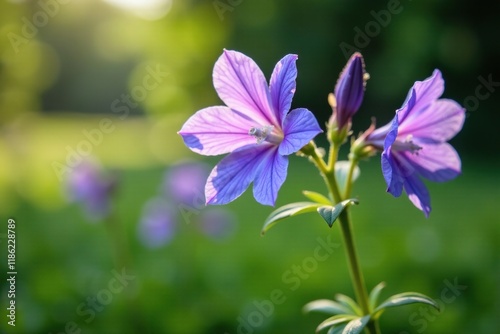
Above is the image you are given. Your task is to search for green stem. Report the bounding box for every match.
[370,318,382,334]
[306,142,342,203]
[307,142,380,334]
[337,210,369,314]
[327,144,336,172]
[343,156,359,199]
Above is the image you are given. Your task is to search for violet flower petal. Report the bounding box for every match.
[269,54,298,125]
[205,145,273,205]
[401,69,444,117]
[382,114,399,155]
[404,173,431,217]
[399,99,465,142]
[178,106,258,156]
[381,150,404,197]
[253,148,288,206]
[213,50,277,126]
[279,108,323,156]
[401,69,444,122]
[394,88,417,126]
[401,143,461,182]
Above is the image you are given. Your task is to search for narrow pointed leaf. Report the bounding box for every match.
[369,282,386,311]
[335,161,360,192]
[327,324,347,334]
[335,294,363,316]
[303,190,332,205]
[342,315,371,334]
[317,199,359,227]
[374,292,440,313]
[316,315,358,333]
[261,202,321,235]
[303,299,353,315]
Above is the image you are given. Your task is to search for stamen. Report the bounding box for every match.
[392,135,422,153]
[328,93,337,109]
[249,125,283,145]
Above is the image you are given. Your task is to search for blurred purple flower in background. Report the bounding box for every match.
[163,161,209,208]
[199,208,237,241]
[367,70,465,217]
[178,50,322,206]
[67,160,115,221]
[138,198,176,248]
[137,161,239,247]
[329,52,366,132]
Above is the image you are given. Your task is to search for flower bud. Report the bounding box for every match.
[328,53,367,144]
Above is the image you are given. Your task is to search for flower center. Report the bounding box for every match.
[249,125,283,145]
[392,135,422,154]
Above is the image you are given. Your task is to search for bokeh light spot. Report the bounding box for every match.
[101,0,172,20]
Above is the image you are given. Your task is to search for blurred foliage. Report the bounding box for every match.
[0,0,499,333]
[1,161,499,333]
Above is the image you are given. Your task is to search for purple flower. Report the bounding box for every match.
[329,52,366,131]
[367,70,465,217]
[164,161,209,208]
[138,198,176,248]
[178,50,322,206]
[199,208,237,241]
[67,160,115,221]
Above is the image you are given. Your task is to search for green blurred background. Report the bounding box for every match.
[0,0,499,333]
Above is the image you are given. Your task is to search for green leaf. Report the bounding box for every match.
[335,294,363,316]
[335,161,360,192]
[303,299,354,315]
[369,282,386,311]
[327,324,347,334]
[303,190,332,205]
[261,202,321,235]
[316,314,358,333]
[317,199,359,227]
[342,315,371,334]
[374,292,440,313]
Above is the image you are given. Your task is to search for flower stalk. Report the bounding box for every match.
[308,141,379,333]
